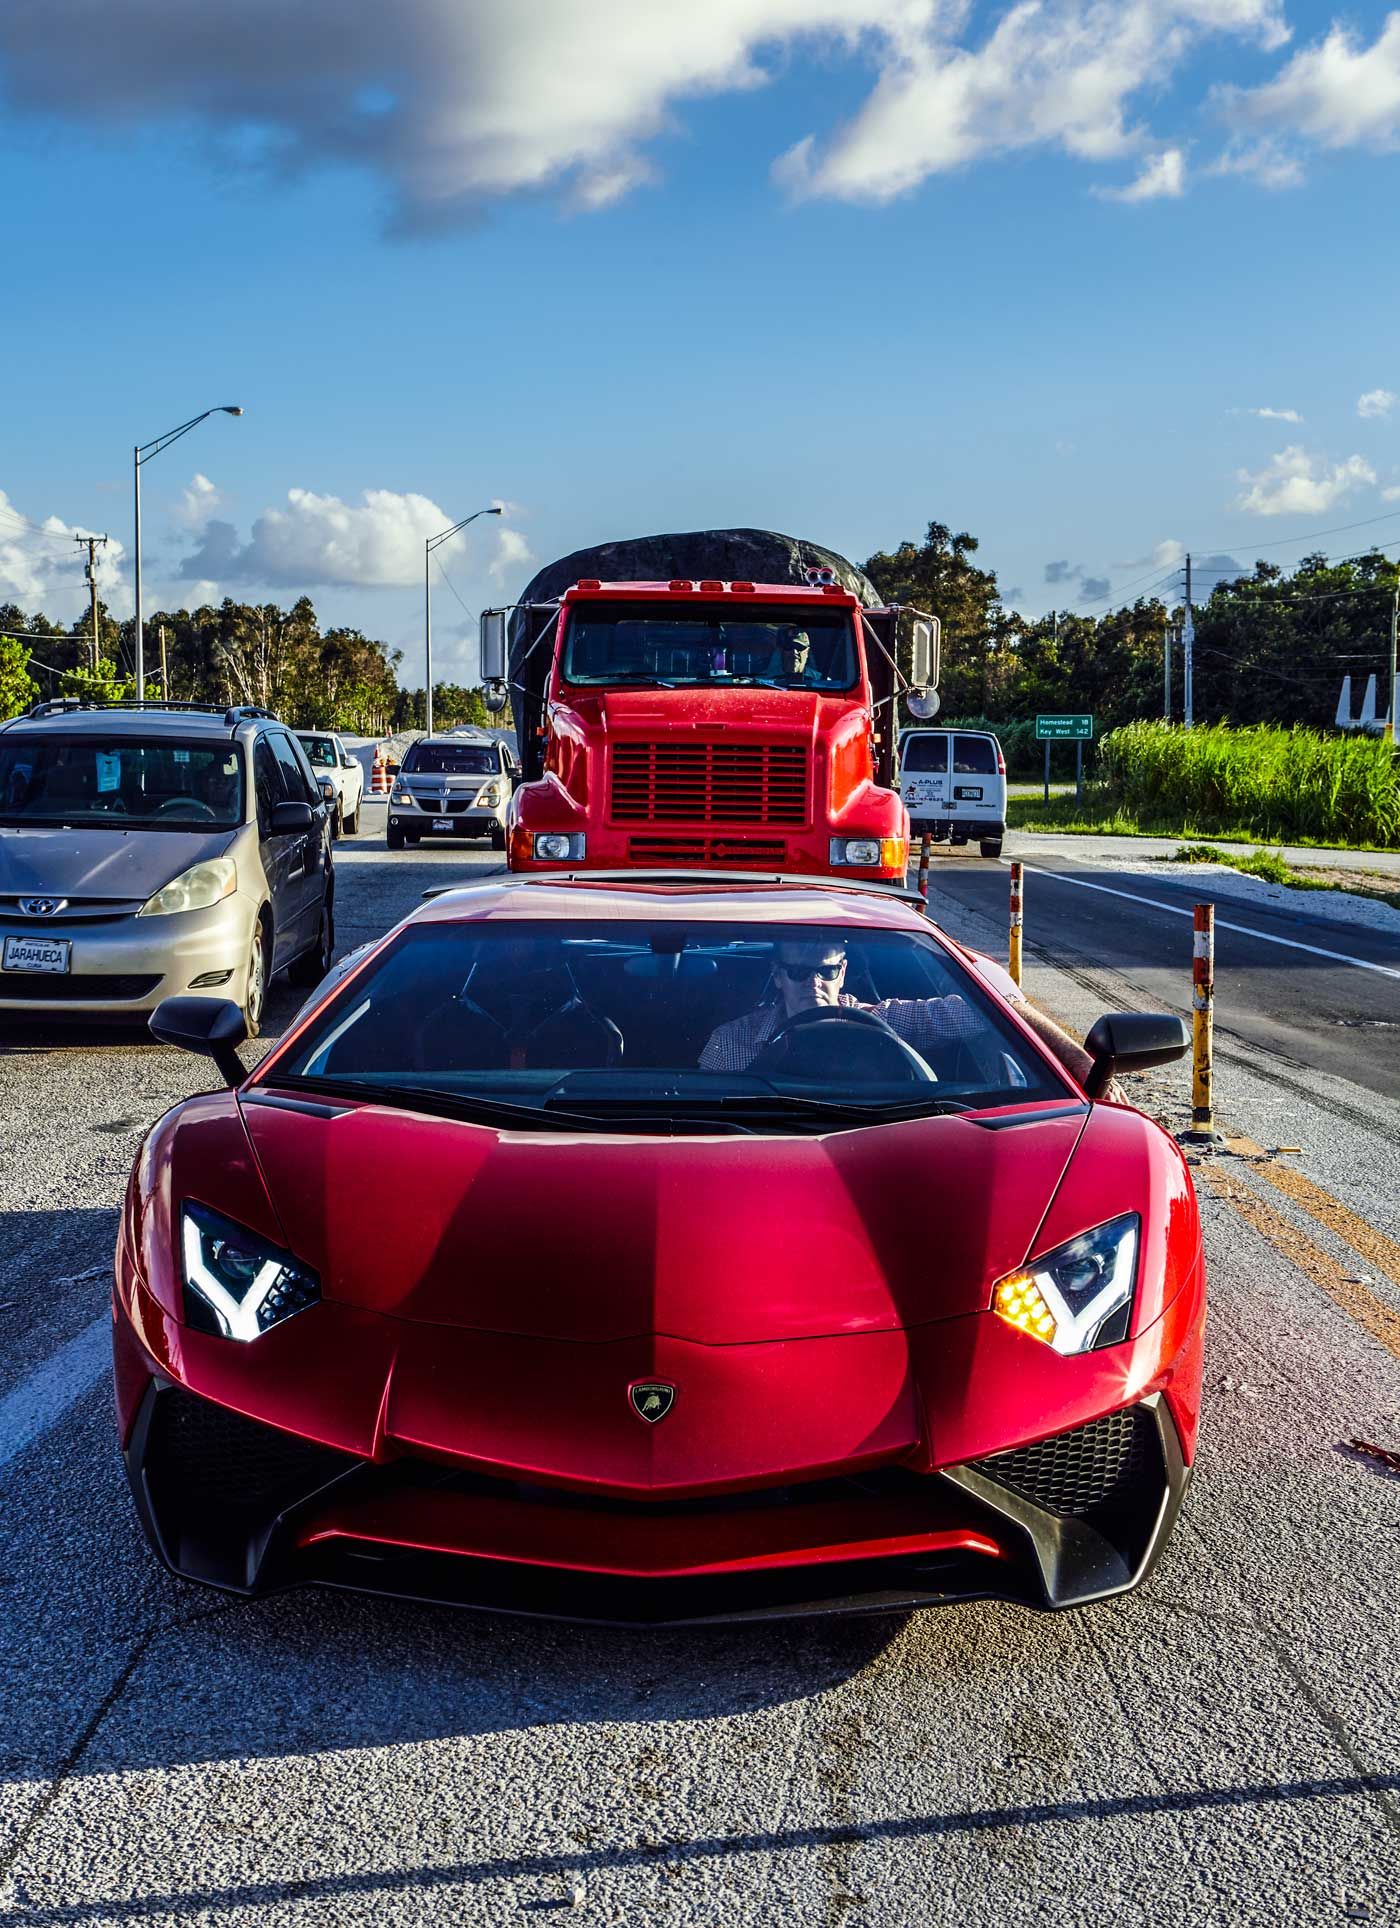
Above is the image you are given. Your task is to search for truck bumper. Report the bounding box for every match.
[509,825,907,882]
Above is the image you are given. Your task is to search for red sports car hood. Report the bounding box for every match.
[241,1099,1086,1344]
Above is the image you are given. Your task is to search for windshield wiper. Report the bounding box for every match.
[539,1091,970,1130]
[257,1074,606,1132]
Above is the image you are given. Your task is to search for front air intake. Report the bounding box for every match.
[612,743,807,826]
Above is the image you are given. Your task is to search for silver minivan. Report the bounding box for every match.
[898,728,1007,859]
[0,700,334,1032]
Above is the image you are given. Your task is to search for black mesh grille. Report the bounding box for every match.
[612,743,808,826]
[0,971,161,1000]
[972,1407,1154,1518]
[147,1389,356,1510]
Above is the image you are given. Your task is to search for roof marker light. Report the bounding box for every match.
[731,580,755,594]
[577,578,601,591]
[698,579,725,593]
[668,579,693,592]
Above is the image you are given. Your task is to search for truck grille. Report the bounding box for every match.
[612,743,807,826]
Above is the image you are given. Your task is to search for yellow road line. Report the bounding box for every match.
[1198,1160,1400,1364]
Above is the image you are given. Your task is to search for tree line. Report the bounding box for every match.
[3,527,1392,740]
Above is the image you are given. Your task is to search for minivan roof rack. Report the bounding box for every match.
[223,705,276,726]
[24,698,234,720]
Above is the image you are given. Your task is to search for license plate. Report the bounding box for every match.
[954,784,984,801]
[3,934,71,974]
[432,817,454,830]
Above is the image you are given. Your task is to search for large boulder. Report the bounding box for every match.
[513,527,881,611]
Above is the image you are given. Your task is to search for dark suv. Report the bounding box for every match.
[0,700,335,1033]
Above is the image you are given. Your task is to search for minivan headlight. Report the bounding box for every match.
[138,858,237,917]
[993,1214,1139,1355]
[477,783,502,808]
[181,1202,320,1342]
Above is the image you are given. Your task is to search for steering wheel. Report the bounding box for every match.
[748,1005,937,1085]
[155,796,217,820]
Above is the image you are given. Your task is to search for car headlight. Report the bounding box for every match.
[829,836,904,868]
[390,788,412,805]
[534,832,585,861]
[138,858,237,917]
[993,1213,1139,1355]
[477,784,502,808]
[181,1202,321,1342]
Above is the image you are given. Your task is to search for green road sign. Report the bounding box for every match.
[1035,713,1093,740]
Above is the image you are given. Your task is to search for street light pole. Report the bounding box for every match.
[133,406,243,697]
[424,505,502,734]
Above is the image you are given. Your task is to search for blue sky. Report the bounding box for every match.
[3,1,1399,685]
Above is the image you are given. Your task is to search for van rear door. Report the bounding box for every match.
[950,733,1006,824]
[899,732,949,820]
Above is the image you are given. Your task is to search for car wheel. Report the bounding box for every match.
[387,822,405,850]
[331,803,343,841]
[344,803,359,836]
[242,920,271,1039]
[290,898,333,986]
[490,823,507,851]
[980,838,1003,859]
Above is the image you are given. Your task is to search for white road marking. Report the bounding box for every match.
[0,1313,110,1475]
[1008,863,1400,981]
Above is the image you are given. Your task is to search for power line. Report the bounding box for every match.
[433,552,476,626]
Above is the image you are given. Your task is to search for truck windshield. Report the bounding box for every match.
[561,602,857,691]
[0,738,243,830]
[262,919,1070,1129]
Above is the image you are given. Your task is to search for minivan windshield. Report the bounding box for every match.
[0,738,243,830]
[264,919,1068,1132]
[561,602,858,691]
[402,743,497,775]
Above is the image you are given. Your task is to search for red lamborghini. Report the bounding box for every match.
[114,874,1204,1622]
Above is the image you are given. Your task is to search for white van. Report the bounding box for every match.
[898,728,1007,859]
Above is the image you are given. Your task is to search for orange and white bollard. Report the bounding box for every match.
[1186,901,1221,1142]
[917,829,932,905]
[370,746,389,796]
[1008,860,1024,987]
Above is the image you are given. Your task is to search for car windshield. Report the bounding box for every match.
[402,743,496,774]
[0,737,243,830]
[265,919,1069,1129]
[299,736,338,767]
[561,602,858,691]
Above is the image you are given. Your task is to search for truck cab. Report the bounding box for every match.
[482,575,937,883]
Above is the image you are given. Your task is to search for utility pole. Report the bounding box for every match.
[76,534,108,675]
[1163,618,1173,720]
[1183,553,1195,728]
[1388,590,1397,746]
[159,623,170,699]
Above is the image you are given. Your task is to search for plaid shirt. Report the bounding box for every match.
[700,993,986,1073]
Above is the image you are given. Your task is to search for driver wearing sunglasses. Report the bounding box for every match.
[700,937,1112,1092]
[699,939,983,1073]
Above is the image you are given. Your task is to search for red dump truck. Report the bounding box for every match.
[479,528,939,883]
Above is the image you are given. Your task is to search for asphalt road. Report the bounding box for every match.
[921,846,1400,1102]
[2,806,1399,1926]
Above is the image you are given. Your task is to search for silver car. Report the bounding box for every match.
[386,731,516,850]
[0,701,335,1032]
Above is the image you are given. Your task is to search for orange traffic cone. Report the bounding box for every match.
[371,746,390,796]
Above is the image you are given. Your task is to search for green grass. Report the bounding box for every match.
[1005,787,1399,855]
[1159,843,1400,912]
[1098,720,1400,848]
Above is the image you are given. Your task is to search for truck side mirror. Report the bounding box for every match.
[483,681,509,714]
[480,608,508,683]
[150,996,248,1087]
[1082,1013,1190,1098]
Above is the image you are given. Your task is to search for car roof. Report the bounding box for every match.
[413,874,934,935]
[2,704,272,740]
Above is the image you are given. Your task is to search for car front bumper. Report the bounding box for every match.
[115,1268,1201,1621]
[0,894,258,1017]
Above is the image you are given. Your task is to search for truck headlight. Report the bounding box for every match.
[477,784,502,808]
[138,858,237,917]
[181,1202,320,1342]
[993,1214,1139,1355]
[829,837,903,868]
[534,832,585,861]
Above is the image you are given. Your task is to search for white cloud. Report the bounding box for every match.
[1097,146,1185,201]
[178,487,514,587]
[1358,388,1397,420]
[1209,135,1303,186]
[1237,405,1302,423]
[0,0,1293,223]
[490,526,534,582]
[0,490,128,617]
[1219,13,1400,153]
[1235,445,1377,517]
[1383,486,1400,502]
[172,472,226,530]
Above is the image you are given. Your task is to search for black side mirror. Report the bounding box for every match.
[1083,1013,1190,1099]
[271,800,314,834]
[149,996,248,1087]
